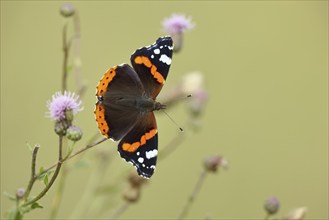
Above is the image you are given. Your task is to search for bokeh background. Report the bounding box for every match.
[1,1,328,219]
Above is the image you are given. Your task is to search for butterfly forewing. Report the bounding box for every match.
[130,36,173,98]
[95,64,143,141]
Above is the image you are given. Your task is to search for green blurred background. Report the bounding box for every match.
[1,1,328,219]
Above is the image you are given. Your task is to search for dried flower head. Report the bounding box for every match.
[47,91,82,121]
[60,3,75,17]
[162,13,195,35]
[264,196,280,215]
[128,172,147,188]
[123,184,141,203]
[204,155,228,173]
[189,88,208,117]
[181,72,204,95]
[283,207,308,220]
[159,72,205,107]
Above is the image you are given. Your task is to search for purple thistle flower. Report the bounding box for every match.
[162,13,195,35]
[47,91,82,121]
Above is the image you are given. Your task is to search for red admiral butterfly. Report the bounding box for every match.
[95,36,173,178]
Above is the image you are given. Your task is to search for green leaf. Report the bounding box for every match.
[37,166,46,180]
[31,202,43,209]
[43,173,49,186]
[39,166,44,175]
[3,191,16,201]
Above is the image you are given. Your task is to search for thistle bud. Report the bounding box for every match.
[66,125,83,142]
[16,188,25,199]
[264,196,280,215]
[54,120,69,136]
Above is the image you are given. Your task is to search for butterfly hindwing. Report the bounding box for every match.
[131,36,173,98]
[118,112,158,178]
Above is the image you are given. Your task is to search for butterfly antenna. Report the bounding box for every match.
[161,109,184,132]
[177,94,192,101]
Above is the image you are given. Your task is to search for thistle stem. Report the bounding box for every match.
[72,10,86,97]
[109,202,130,220]
[62,23,69,92]
[178,170,207,219]
[23,135,64,207]
[50,161,68,219]
[264,213,271,220]
[38,138,107,178]
[23,144,40,201]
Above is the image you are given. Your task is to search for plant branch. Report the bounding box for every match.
[23,144,40,201]
[38,137,107,178]
[62,23,70,92]
[178,170,207,219]
[109,202,130,220]
[264,214,270,220]
[72,10,86,97]
[50,164,67,219]
[23,135,64,207]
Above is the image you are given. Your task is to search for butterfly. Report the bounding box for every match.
[95,36,173,178]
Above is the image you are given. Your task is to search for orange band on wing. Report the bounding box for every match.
[94,66,118,138]
[122,129,157,152]
[96,66,117,97]
[94,103,109,138]
[134,56,165,84]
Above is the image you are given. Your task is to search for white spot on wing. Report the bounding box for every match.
[138,157,144,163]
[154,48,160,54]
[159,54,171,65]
[137,152,140,156]
[151,55,154,59]
[146,149,158,159]
[150,165,156,170]
[168,45,174,50]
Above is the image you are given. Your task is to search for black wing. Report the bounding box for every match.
[95,64,143,141]
[130,36,173,98]
[118,112,158,178]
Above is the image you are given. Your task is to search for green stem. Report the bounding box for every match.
[178,170,207,219]
[62,23,69,92]
[50,164,67,219]
[109,202,130,220]
[23,144,40,201]
[264,213,271,220]
[23,135,64,207]
[72,10,86,97]
[70,149,112,218]
[38,138,107,178]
